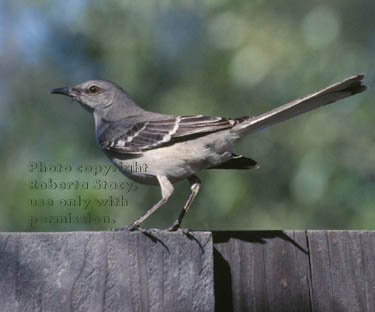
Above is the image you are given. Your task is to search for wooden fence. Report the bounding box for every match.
[0,230,373,311]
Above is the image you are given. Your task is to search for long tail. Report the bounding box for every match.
[234,74,367,134]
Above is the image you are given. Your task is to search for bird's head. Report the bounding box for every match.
[51,80,122,113]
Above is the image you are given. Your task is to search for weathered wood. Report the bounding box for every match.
[213,231,311,312]
[307,231,375,312]
[0,231,214,312]
[0,231,374,312]
[213,230,375,312]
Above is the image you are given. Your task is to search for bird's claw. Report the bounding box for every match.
[167,223,191,234]
[166,222,180,232]
[110,223,143,232]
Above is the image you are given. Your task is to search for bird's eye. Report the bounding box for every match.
[88,85,100,94]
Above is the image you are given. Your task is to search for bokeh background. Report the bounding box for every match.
[0,0,374,231]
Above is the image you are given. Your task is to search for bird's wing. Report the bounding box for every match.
[99,115,236,154]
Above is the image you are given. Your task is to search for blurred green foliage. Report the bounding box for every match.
[0,0,374,231]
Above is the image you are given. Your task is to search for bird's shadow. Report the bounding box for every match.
[212,230,308,254]
[212,230,309,312]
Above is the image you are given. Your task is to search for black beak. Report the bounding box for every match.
[50,87,72,96]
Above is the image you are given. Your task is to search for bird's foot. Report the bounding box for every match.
[110,223,145,232]
[166,221,180,232]
[167,222,191,234]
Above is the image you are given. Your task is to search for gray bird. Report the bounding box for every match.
[51,74,366,231]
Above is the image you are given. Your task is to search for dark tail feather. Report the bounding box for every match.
[235,74,367,135]
[209,154,259,170]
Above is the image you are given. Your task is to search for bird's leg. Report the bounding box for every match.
[122,175,174,231]
[168,175,201,231]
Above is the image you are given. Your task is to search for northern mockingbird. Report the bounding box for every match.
[51,74,366,231]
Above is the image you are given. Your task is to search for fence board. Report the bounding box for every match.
[0,230,374,312]
[0,231,214,312]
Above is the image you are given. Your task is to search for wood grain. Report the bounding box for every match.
[0,231,214,312]
[0,231,374,312]
[213,230,375,312]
